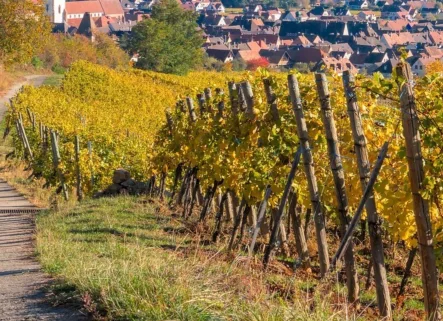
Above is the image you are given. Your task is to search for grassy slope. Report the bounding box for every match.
[34,196,426,321]
[36,197,336,321]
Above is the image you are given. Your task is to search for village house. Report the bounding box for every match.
[45,0,125,28]
[259,49,290,68]
[409,56,439,76]
[312,57,358,74]
[206,44,234,63]
[357,11,377,21]
[206,2,225,13]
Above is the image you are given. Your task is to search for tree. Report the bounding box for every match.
[0,0,51,66]
[246,57,269,71]
[129,0,204,75]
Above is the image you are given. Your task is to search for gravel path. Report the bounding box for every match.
[0,76,88,321]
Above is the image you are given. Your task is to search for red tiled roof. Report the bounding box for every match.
[67,18,84,28]
[293,35,312,46]
[251,18,264,27]
[65,1,103,14]
[237,50,262,61]
[429,31,443,44]
[100,0,124,15]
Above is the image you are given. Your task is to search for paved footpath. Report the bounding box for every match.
[0,77,87,320]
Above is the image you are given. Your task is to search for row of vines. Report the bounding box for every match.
[7,60,443,320]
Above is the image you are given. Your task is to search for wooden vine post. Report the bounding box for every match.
[228,82,239,115]
[288,74,330,277]
[17,116,33,161]
[186,97,197,122]
[315,73,358,302]
[263,78,280,123]
[74,135,83,201]
[263,148,302,268]
[331,142,389,268]
[87,141,94,190]
[240,81,255,119]
[396,62,440,321]
[50,131,68,201]
[288,190,310,267]
[343,70,391,317]
[212,191,228,242]
[204,88,212,112]
[249,186,272,255]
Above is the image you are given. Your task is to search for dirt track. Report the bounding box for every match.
[0,77,88,321]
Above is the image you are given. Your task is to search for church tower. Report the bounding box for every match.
[45,0,66,24]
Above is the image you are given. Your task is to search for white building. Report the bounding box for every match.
[45,0,65,23]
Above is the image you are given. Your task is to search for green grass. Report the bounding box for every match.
[36,196,374,320]
[42,74,63,87]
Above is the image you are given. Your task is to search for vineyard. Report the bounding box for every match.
[7,60,443,319]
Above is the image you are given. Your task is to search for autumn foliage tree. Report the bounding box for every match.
[246,57,270,71]
[0,0,51,66]
[38,33,129,71]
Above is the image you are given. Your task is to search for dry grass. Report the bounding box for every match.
[36,197,362,321]
[0,69,21,95]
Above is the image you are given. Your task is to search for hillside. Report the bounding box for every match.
[5,61,443,320]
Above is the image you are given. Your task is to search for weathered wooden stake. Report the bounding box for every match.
[288,74,330,277]
[396,62,439,321]
[331,142,389,269]
[187,174,200,217]
[159,171,166,200]
[26,108,35,129]
[17,118,33,161]
[263,147,302,268]
[197,93,205,115]
[87,141,94,190]
[236,204,251,247]
[204,88,212,112]
[240,81,255,118]
[398,247,418,298]
[50,131,68,201]
[288,190,310,268]
[228,82,239,115]
[213,191,228,242]
[169,163,183,205]
[249,186,272,256]
[263,78,280,123]
[237,83,247,112]
[343,70,391,316]
[177,168,191,206]
[199,180,222,221]
[316,72,358,302]
[74,135,83,201]
[228,199,246,251]
[215,88,224,118]
[186,97,197,122]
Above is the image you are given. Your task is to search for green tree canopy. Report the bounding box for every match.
[0,0,51,66]
[129,0,204,75]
